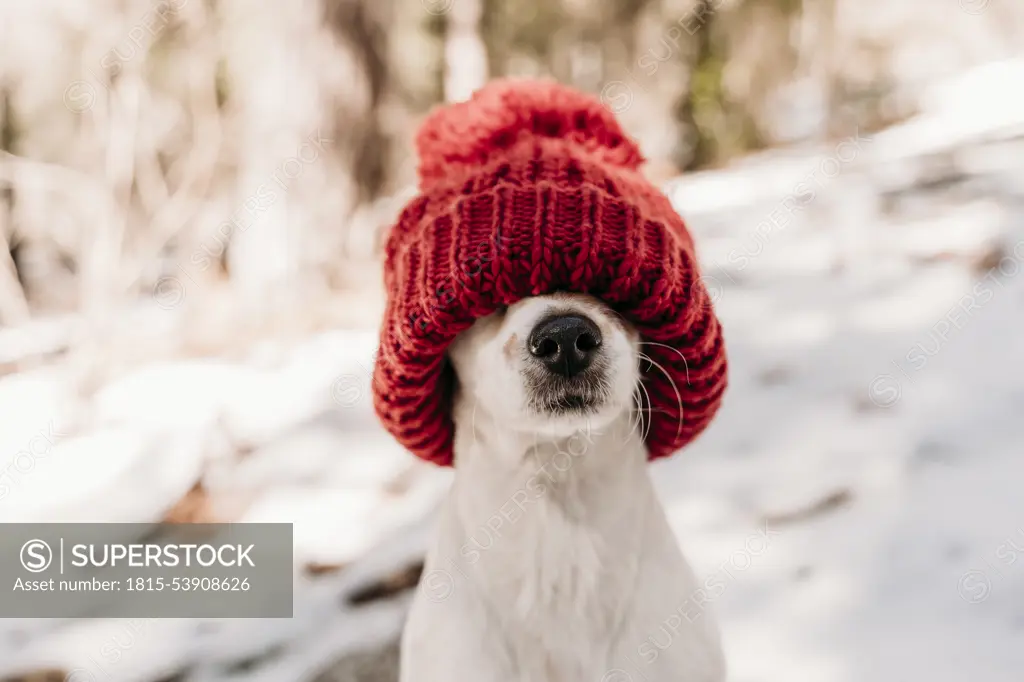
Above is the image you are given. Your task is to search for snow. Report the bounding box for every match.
[2,59,1024,681]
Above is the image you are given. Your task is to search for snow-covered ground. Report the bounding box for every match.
[2,59,1024,682]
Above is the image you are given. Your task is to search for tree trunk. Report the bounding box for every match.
[0,85,30,325]
[444,0,488,102]
[220,0,322,312]
[675,0,719,170]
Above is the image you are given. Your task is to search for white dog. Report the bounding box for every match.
[400,292,726,682]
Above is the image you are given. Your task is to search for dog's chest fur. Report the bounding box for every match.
[458,450,646,679]
[401,412,726,682]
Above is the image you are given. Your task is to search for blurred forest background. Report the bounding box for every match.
[2,1,1024,681]
[2,0,1022,364]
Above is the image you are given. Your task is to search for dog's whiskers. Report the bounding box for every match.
[638,351,685,442]
[638,341,692,386]
[637,379,654,442]
[626,385,645,444]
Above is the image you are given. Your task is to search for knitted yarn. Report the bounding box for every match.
[373,79,727,466]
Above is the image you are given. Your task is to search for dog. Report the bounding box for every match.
[400,291,726,682]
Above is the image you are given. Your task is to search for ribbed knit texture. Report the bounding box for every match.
[372,79,727,466]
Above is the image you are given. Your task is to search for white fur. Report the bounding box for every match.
[401,294,726,682]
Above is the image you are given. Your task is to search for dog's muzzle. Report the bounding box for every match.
[526,313,608,413]
[527,314,602,377]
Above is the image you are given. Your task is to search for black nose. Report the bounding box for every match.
[528,314,603,377]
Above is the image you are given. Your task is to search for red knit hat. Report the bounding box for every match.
[372,79,727,466]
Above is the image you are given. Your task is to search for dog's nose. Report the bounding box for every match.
[528,314,602,377]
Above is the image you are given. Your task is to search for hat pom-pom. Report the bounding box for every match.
[415,79,645,190]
